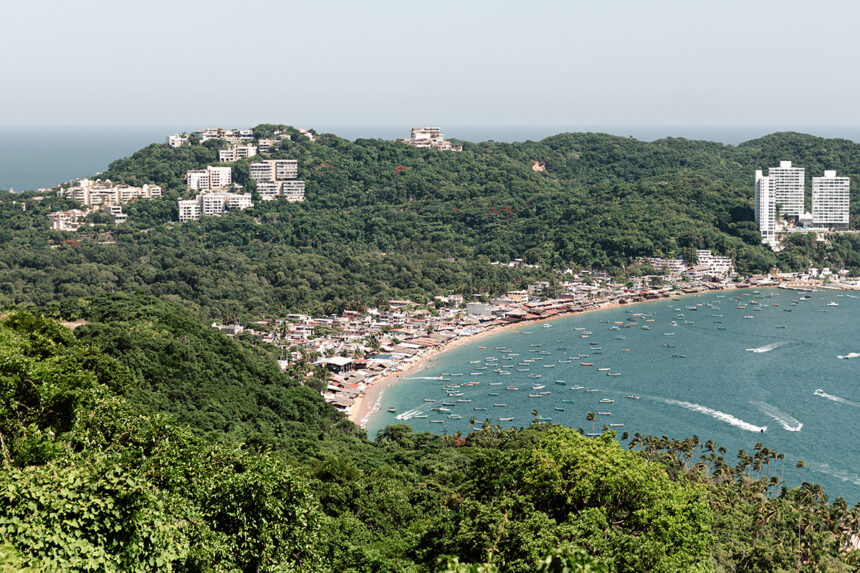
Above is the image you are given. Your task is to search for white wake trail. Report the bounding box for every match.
[745,341,787,353]
[837,352,860,360]
[751,401,803,431]
[654,397,767,433]
[395,402,435,421]
[813,390,860,408]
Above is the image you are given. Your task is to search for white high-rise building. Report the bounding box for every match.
[767,161,805,217]
[812,170,850,228]
[755,170,777,246]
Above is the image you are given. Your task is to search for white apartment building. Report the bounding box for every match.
[186,166,232,190]
[167,134,188,148]
[249,159,299,182]
[47,209,89,231]
[695,250,734,277]
[279,180,306,202]
[767,161,805,217]
[257,181,280,200]
[812,170,850,228]
[178,193,253,221]
[101,204,127,224]
[641,256,686,276]
[755,171,777,246]
[257,139,277,154]
[58,179,162,206]
[398,127,463,151]
[218,145,257,162]
[178,199,201,222]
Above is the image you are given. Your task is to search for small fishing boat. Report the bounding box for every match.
[580,362,593,366]
[499,417,514,421]
[599,398,614,404]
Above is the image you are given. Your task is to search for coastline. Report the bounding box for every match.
[349,281,857,429]
[349,296,676,427]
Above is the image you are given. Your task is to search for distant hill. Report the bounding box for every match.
[1,128,858,318]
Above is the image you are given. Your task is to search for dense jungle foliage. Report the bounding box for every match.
[1,129,859,320]
[1,130,859,570]
[0,301,858,571]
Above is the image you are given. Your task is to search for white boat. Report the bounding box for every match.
[532,384,546,389]
[827,301,839,307]
[423,398,436,402]
[607,372,621,376]
[499,417,514,421]
[599,398,614,404]
[597,368,611,372]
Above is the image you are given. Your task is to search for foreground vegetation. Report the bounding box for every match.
[1,130,859,321]
[1,298,857,571]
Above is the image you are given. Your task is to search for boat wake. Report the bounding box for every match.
[806,461,860,486]
[813,390,860,408]
[745,341,787,353]
[654,397,767,433]
[751,401,803,431]
[837,352,860,360]
[395,402,435,421]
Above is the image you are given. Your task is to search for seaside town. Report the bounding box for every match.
[209,250,860,426]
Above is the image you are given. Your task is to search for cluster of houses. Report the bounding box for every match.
[49,178,163,230]
[213,262,749,417]
[640,249,735,281]
[167,126,315,149]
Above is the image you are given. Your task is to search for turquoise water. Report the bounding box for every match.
[369,288,860,503]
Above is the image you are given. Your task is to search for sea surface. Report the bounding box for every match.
[367,288,860,503]
[4,124,860,192]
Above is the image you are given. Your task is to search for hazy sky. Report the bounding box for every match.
[2,0,858,126]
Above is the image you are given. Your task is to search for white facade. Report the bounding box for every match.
[768,161,805,217]
[187,166,232,190]
[58,179,162,207]
[249,159,298,182]
[257,181,280,200]
[178,199,201,222]
[218,145,257,162]
[398,127,463,151]
[279,180,306,202]
[695,250,734,277]
[812,170,850,227]
[47,209,89,231]
[178,192,253,222]
[755,171,777,246]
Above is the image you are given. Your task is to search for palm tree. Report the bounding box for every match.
[796,459,806,485]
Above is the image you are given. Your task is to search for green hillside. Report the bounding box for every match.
[1,130,859,320]
[0,307,857,571]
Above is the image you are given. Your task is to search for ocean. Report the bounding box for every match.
[367,288,860,503]
[4,124,860,192]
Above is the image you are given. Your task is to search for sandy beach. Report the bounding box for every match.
[349,298,642,427]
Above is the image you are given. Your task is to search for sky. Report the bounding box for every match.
[2,0,858,127]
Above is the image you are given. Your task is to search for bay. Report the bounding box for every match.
[368,288,860,503]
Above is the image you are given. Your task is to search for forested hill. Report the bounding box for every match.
[2,128,859,319]
[1,306,858,571]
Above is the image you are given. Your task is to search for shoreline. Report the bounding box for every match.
[349,293,699,427]
[349,281,857,428]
